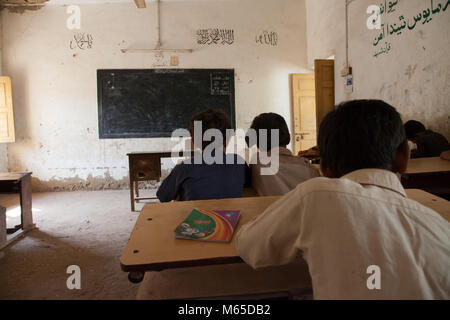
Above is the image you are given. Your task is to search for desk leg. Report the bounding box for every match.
[130,180,136,212]
[135,181,140,201]
[0,206,6,248]
[20,175,34,231]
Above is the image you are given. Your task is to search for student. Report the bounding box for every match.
[236,100,450,300]
[404,120,450,158]
[156,109,246,202]
[248,113,320,196]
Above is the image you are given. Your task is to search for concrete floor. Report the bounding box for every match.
[0,190,157,300]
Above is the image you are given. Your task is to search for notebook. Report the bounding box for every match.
[174,209,241,242]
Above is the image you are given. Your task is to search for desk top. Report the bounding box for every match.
[405,157,450,174]
[0,172,32,182]
[312,158,450,175]
[120,196,279,271]
[121,189,450,272]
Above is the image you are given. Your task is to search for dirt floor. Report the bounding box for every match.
[0,190,156,300]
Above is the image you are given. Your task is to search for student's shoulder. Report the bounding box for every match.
[171,160,195,174]
[292,176,358,199]
[225,153,247,166]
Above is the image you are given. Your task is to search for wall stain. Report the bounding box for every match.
[405,65,418,80]
[30,169,171,192]
[0,4,47,14]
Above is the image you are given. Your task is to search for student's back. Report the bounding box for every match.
[414,130,450,158]
[251,147,319,196]
[157,152,246,202]
[246,171,449,299]
[156,109,246,202]
[404,120,450,158]
[237,100,450,299]
[247,113,320,196]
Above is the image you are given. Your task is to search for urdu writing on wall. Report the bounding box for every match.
[372,0,449,58]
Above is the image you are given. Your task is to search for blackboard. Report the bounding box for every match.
[97,69,236,139]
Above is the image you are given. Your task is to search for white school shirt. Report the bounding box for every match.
[251,147,320,196]
[236,169,450,300]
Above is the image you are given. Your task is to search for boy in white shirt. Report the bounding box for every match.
[236,100,450,300]
[248,113,320,196]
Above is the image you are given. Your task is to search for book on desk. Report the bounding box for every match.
[174,209,241,243]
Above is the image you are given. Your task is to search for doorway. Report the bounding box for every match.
[291,59,335,155]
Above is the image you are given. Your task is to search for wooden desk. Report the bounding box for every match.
[127,152,171,212]
[121,196,279,273]
[0,172,35,249]
[121,190,449,279]
[127,151,195,211]
[402,157,450,199]
[405,157,450,174]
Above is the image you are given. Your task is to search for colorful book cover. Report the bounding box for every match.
[174,209,241,242]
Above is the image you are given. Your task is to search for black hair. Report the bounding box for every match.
[318,100,406,178]
[189,109,231,150]
[404,120,426,140]
[248,113,291,151]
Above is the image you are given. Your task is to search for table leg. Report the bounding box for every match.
[20,175,34,231]
[0,206,6,248]
[130,179,135,212]
[135,181,140,201]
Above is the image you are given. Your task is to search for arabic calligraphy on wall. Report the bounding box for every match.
[378,0,399,15]
[70,33,93,50]
[197,29,235,45]
[372,0,449,58]
[255,31,278,46]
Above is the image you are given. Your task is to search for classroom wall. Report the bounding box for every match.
[0,13,8,173]
[305,0,450,140]
[1,0,309,191]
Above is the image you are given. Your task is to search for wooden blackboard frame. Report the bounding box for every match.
[97,69,236,139]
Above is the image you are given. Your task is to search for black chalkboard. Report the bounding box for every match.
[97,69,235,139]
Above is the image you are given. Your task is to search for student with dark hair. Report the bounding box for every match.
[248,113,319,196]
[404,120,449,158]
[236,100,449,299]
[156,109,246,202]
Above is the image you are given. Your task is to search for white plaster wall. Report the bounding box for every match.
[0,13,8,173]
[305,0,345,68]
[306,0,450,140]
[2,0,309,190]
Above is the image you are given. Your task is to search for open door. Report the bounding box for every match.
[0,77,15,143]
[292,74,317,154]
[314,60,335,130]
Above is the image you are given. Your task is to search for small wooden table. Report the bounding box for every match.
[0,172,35,249]
[127,151,195,211]
[120,190,450,282]
[402,157,450,199]
[127,152,172,212]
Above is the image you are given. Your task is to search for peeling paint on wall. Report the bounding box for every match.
[0,5,46,14]
[30,169,171,192]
